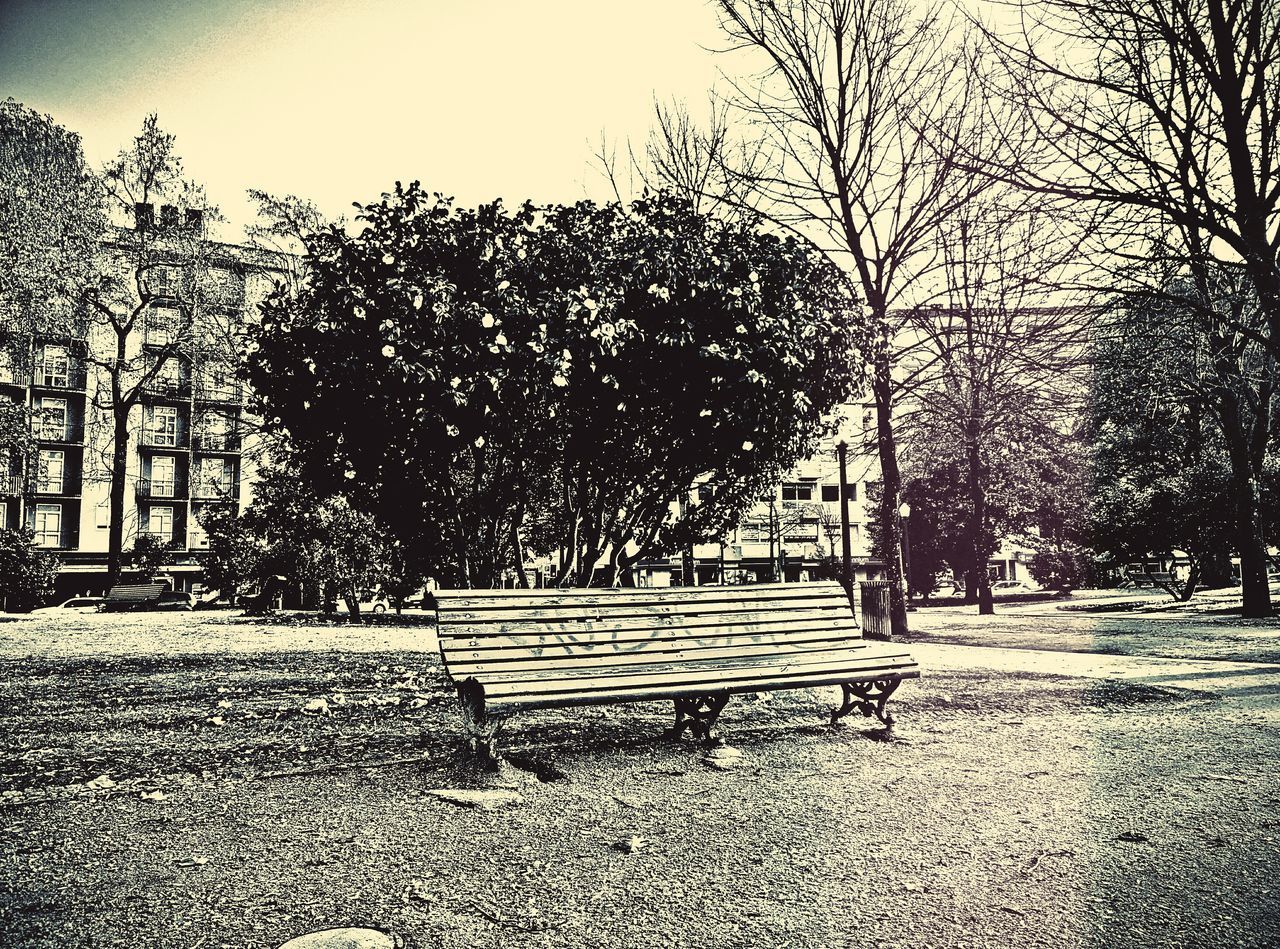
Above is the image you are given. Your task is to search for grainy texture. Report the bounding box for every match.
[1,607,1278,948]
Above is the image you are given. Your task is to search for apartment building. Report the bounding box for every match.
[0,206,285,597]
[633,408,888,587]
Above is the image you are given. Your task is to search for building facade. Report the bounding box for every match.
[0,207,284,597]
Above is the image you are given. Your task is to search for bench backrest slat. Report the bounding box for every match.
[436,581,868,683]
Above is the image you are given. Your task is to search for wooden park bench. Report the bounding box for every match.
[103,582,166,612]
[1124,570,1181,598]
[434,581,920,763]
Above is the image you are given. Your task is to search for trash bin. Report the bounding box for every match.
[859,579,892,641]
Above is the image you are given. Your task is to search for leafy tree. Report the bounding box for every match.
[1029,543,1089,594]
[239,459,393,619]
[248,186,863,587]
[1088,287,1253,600]
[0,527,59,612]
[196,503,266,604]
[0,98,103,334]
[127,533,176,580]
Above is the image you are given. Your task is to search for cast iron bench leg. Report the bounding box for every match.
[830,679,901,729]
[457,679,503,768]
[667,693,731,743]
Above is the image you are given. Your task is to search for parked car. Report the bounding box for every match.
[328,590,390,614]
[154,591,195,611]
[992,580,1034,593]
[32,596,105,615]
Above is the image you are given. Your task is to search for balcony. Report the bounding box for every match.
[192,432,242,453]
[139,432,189,451]
[0,474,22,497]
[141,376,192,400]
[194,382,243,405]
[191,479,239,502]
[31,362,88,391]
[137,476,189,500]
[27,477,80,498]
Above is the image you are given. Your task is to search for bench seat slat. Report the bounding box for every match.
[484,660,920,710]
[475,645,916,694]
[446,632,877,676]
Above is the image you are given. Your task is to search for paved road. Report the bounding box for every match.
[909,640,1280,703]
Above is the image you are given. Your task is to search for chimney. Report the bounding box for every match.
[184,208,204,234]
[134,202,154,231]
[160,204,179,229]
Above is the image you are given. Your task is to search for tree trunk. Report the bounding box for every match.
[1234,476,1271,618]
[105,407,132,586]
[1176,559,1201,603]
[871,355,907,639]
[344,588,361,623]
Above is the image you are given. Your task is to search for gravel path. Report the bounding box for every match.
[2,610,1278,948]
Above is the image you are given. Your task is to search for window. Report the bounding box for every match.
[821,484,840,502]
[0,504,6,529]
[200,457,233,496]
[34,503,61,547]
[96,499,110,528]
[38,398,67,440]
[781,481,815,502]
[148,505,174,543]
[151,265,175,299]
[847,482,858,501]
[146,311,177,347]
[155,358,181,391]
[0,347,13,383]
[696,484,716,503]
[739,521,769,542]
[149,406,179,447]
[151,455,176,497]
[39,345,68,388]
[784,519,820,543]
[38,449,64,494]
[189,511,209,549]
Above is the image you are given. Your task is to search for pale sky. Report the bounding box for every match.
[0,0,727,238]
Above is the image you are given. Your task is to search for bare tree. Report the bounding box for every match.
[982,0,1280,615]
[642,0,994,635]
[897,189,1089,612]
[86,115,224,584]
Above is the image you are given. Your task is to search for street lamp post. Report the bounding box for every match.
[836,441,853,602]
[899,501,915,611]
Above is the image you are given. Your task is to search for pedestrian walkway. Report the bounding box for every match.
[910,641,1280,702]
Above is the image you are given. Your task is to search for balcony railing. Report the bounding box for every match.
[191,479,238,501]
[28,477,79,498]
[31,362,88,390]
[137,477,189,500]
[191,433,242,453]
[142,376,192,399]
[139,431,189,450]
[0,474,22,497]
[194,383,243,404]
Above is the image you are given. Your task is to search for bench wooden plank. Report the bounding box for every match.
[488,660,921,711]
[436,595,850,625]
[479,646,916,692]
[446,634,882,677]
[433,582,836,607]
[440,614,861,651]
[437,604,855,638]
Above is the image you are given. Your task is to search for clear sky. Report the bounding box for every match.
[0,0,727,237]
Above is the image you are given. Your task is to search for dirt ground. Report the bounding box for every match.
[2,609,1278,948]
